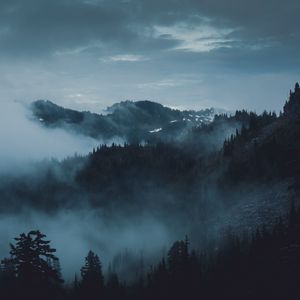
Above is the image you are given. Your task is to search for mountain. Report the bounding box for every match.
[30,99,224,143]
[8,83,299,228]
[1,83,300,288]
[2,83,300,299]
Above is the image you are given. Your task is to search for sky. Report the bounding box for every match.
[0,0,299,113]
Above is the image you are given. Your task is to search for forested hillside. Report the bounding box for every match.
[0,83,300,299]
[31,99,220,143]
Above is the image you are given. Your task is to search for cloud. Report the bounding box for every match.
[0,0,133,58]
[0,208,174,280]
[0,0,298,113]
[101,54,146,62]
[0,100,99,172]
[137,76,202,90]
[0,0,297,59]
[154,23,236,53]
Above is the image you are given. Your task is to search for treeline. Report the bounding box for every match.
[222,82,300,184]
[1,202,300,300]
[77,143,200,191]
[145,203,300,300]
[1,84,300,218]
[222,82,300,153]
[4,84,300,214]
[223,110,277,157]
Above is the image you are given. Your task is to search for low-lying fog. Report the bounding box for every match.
[0,100,294,282]
[0,101,173,280]
[0,209,176,281]
[0,101,99,172]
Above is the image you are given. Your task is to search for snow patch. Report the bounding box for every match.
[149,128,162,133]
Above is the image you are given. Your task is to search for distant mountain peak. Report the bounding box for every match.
[105,100,166,115]
[30,98,228,142]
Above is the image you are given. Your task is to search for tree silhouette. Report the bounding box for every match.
[167,238,189,274]
[80,250,104,299]
[9,230,62,299]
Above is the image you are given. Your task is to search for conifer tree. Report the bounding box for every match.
[9,230,62,299]
[80,250,104,299]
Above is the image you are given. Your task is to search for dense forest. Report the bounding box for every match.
[0,83,300,299]
[1,202,300,300]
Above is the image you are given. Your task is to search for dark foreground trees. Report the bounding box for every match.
[79,250,104,300]
[2,207,300,300]
[1,230,63,300]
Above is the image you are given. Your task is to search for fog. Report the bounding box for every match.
[0,179,293,281]
[0,99,294,284]
[0,100,99,172]
[0,208,176,281]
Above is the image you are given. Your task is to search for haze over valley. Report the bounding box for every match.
[1,0,300,299]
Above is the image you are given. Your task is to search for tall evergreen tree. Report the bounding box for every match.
[80,250,104,299]
[9,230,62,299]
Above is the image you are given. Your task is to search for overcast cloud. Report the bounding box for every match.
[0,0,299,112]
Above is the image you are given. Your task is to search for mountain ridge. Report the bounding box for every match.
[30,99,225,143]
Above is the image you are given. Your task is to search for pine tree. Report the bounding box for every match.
[80,250,104,299]
[9,230,62,299]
